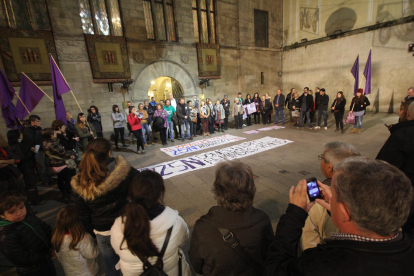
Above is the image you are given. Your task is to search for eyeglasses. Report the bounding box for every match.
[318,154,325,160]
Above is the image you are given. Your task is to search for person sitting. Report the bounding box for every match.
[75,113,97,152]
[0,191,56,276]
[300,141,360,252]
[264,157,414,276]
[111,171,191,275]
[189,161,274,276]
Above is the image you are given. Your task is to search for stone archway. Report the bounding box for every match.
[132,60,198,102]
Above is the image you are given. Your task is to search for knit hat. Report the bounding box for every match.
[357,88,363,94]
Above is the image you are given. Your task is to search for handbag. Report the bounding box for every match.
[45,152,77,170]
[331,100,336,113]
[171,114,179,125]
[192,117,197,123]
[345,102,356,124]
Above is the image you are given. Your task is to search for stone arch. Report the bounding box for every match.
[132,60,198,102]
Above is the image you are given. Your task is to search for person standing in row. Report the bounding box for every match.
[153,104,169,146]
[314,88,329,130]
[207,99,216,134]
[124,101,133,144]
[291,92,300,126]
[221,96,231,130]
[252,93,261,124]
[350,88,371,134]
[148,98,157,123]
[214,100,226,132]
[111,105,128,150]
[76,113,97,152]
[127,106,145,154]
[260,95,271,125]
[199,100,210,137]
[285,88,295,122]
[244,94,253,126]
[298,87,313,129]
[138,103,153,146]
[193,96,201,133]
[265,93,273,124]
[331,91,346,134]
[169,94,181,139]
[164,99,176,142]
[233,98,244,129]
[188,100,198,138]
[273,89,285,125]
[176,98,193,141]
[87,106,103,138]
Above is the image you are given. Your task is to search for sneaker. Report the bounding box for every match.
[243,124,246,127]
[189,137,193,140]
[151,142,155,145]
[324,127,328,130]
[341,129,345,134]
[334,128,339,132]
[308,126,313,129]
[141,150,146,154]
[171,139,175,142]
[181,138,185,142]
[314,126,320,129]
[122,144,129,147]
[136,151,141,154]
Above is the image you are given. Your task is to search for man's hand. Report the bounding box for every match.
[184,116,188,119]
[289,180,315,212]
[316,181,332,211]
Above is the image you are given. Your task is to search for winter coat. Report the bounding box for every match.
[137,110,149,125]
[127,113,142,131]
[189,206,274,276]
[154,109,169,129]
[273,94,285,111]
[66,119,77,140]
[0,214,52,275]
[87,113,102,133]
[233,103,244,116]
[112,112,126,128]
[221,100,231,116]
[22,125,42,148]
[148,101,157,115]
[176,103,191,124]
[259,100,271,113]
[111,206,191,276]
[285,92,294,109]
[350,96,371,113]
[331,98,347,114]
[57,133,76,151]
[75,123,97,151]
[199,105,210,119]
[56,233,99,276]
[71,155,139,234]
[9,142,35,172]
[263,204,414,276]
[291,97,300,111]
[214,104,226,121]
[42,138,74,167]
[298,93,314,112]
[316,94,329,111]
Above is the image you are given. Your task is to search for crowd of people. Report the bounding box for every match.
[0,88,413,276]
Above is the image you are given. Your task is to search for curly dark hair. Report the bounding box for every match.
[212,161,256,211]
[88,105,99,114]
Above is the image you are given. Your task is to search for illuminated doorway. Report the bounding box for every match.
[147,77,184,101]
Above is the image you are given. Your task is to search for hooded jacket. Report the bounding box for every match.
[111,206,191,276]
[71,155,139,234]
[56,233,99,276]
[176,102,191,124]
[189,206,274,276]
[0,214,52,275]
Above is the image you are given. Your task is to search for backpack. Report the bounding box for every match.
[138,227,173,276]
[152,116,165,133]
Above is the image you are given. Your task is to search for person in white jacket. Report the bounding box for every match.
[111,170,191,276]
[52,205,99,276]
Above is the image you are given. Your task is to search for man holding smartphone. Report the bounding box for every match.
[264,158,414,276]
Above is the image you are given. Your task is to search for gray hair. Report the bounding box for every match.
[334,157,413,236]
[323,141,360,167]
[408,102,414,120]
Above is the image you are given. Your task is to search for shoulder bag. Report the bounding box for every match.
[44,151,77,170]
[345,101,356,124]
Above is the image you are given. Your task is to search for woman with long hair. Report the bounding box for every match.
[52,205,99,276]
[350,88,370,134]
[252,92,261,124]
[75,113,97,152]
[71,138,138,276]
[87,105,103,138]
[138,103,153,146]
[153,104,169,145]
[110,171,191,275]
[244,94,252,126]
[127,106,145,154]
[331,91,347,134]
[199,100,210,137]
[111,104,128,150]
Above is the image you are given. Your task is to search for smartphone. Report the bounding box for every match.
[306,177,322,202]
[384,124,389,128]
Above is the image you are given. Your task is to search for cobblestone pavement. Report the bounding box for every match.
[0,113,398,275]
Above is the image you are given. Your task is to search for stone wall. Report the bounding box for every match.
[282,21,414,112]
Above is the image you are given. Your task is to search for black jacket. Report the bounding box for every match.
[273,94,285,111]
[291,97,300,111]
[0,214,52,275]
[298,94,313,112]
[350,96,371,113]
[66,119,77,140]
[331,98,347,114]
[189,206,273,276]
[9,142,35,172]
[316,94,329,110]
[260,100,271,113]
[176,103,191,124]
[221,100,231,115]
[22,125,42,148]
[87,113,103,133]
[71,155,139,234]
[285,92,293,108]
[264,204,414,276]
[57,133,76,151]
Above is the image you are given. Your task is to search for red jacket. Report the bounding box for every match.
[127,114,142,131]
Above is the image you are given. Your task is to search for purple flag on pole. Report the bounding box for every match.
[50,54,71,125]
[363,50,371,95]
[15,73,45,121]
[0,69,18,129]
[350,55,359,95]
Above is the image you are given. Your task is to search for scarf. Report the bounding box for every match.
[90,113,101,122]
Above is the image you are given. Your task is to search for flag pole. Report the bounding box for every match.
[14,92,31,115]
[21,72,54,103]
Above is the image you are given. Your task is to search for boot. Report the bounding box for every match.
[351,128,357,133]
[221,125,225,132]
[203,132,206,137]
[207,132,210,136]
[357,129,362,134]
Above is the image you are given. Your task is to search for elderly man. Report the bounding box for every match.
[300,142,360,252]
[403,87,414,103]
[273,89,285,125]
[265,157,414,276]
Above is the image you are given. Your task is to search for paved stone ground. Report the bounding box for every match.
[0,112,398,275]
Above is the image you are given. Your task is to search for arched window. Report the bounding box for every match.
[78,0,123,36]
[143,0,177,41]
[192,0,216,43]
[0,0,51,30]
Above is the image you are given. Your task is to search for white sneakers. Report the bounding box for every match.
[314,126,328,130]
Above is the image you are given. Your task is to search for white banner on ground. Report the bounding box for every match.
[160,134,246,157]
[140,137,293,179]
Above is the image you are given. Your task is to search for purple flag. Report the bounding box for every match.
[350,55,359,95]
[15,73,45,121]
[0,69,18,129]
[50,54,71,125]
[363,50,371,95]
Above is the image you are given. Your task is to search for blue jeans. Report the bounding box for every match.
[354,115,363,129]
[96,234,120,276]
[317,110,328,127]
[141,123,152,144]
[275,109,285,124]
[300,110,311,127]
[167,121,174,140]
[181,119,191,139]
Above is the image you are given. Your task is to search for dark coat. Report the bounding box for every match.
[57,133,76,151]
[316,94,329,110]
[176,103,191,124]
[350,96,371,113]
[189,206,273,276]
[0,214,52,275]
[66,119,77,140]
[291,97,300,111]
[22,125,42,148]
[298,94,313,112]
[71,155,139,234]
[221,100,231,116]
[10,142,35,172]
[87,113,103,133]
[264,204,414,276]
[331,98,347,114]
[259,100,272,113]
[273,94,285,111]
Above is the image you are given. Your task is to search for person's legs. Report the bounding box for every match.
[132,130,144,151]
[60,168,73,195]
[280,110,285,124]
[168,121,174,140]
[160,127,167,144]
[141,125,147,145]
[275,110,279,124]
[358,115,363,129]
[299,111,305,127]
[334,112,339,129]
[97,132,103,138]
[96,234,120,276]
[114,128,120,148]
[180,123,185,140]
[185,120,191,138]
[144,123,152,143]
[306,111,311,127]
[317,110,322,127]
[120,127,126,146]
[23,169,41,204]
[323,110,328,127]
[339,113,344,130]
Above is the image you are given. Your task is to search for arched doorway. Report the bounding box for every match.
[147,77,184,101]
